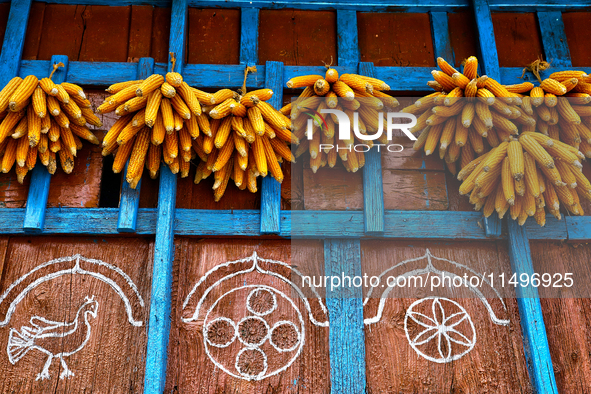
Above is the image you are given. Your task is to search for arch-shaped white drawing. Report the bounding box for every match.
[404,297,476,363]
[364,249,509,327]
[7,296,99,380]
[0,254,145,327]
[182,252,328,381]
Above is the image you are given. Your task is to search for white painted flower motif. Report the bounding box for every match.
[404,297,476,363]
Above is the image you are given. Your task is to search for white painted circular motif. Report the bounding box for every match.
[404,297,476,363]
[203,285,305,381]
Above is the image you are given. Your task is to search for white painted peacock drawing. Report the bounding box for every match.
[7,296,99,380]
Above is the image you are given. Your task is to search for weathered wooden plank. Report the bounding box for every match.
[0,237,153,392]
[150,6,171,63]
[471,0,500,80]
[565,216,591,241]
[537,11,571,67]
[0,0,32,86]
[359,62,385,236]
[362,240,531,392]
[118,58,154,233]
[447,10,479,66]
[562,12,591,67]
[259,10,337,66]
[357,12,435,67]
[144,0,185,391]
[430,11,454,62]
[78,5,132,62]
[21,2,45,60]
[187,8,240,65]
[324,239,366,394]
[303,167,363,211]
[336,9,359,67]
[383,169,448,210]
[260,61,284,235]
[24,55,69,233]
[380,134,444,171]
[507,220,559,393]
[165,238,330,392]
[128,5,154,59]
[36,4,85,60]
[239,8,259,65]
[492,12,544,67]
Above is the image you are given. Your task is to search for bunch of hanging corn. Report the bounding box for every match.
[286,67,398,173]
[458,133,590,226]
[0,73,101,183]
[506,71,591,155]
[409,56,527,176]
[196,87,295,201]
[98,69,205,188]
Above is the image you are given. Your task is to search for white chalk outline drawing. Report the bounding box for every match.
[0,254,145,327]
[270,321,301,353]
[204,317,237,348]
[236,315,271,347]
[182,252,326,381]
[405,297,476,363]
[7,296,99,380]
[363,249,509,364]
[363,249,510,327]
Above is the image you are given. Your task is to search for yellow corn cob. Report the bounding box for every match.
[214,117,233,149]
[25,142,37,169]
[1,138,16,173]
[160,98,174,133]
[556,97,581,124]
[540,78,567,96]
[430,70,456,91]
[212,89,237,105]
[166,71,183,87]
[8,75,37,112]
[106,80,143,94]
[39,77,59,97]
[0,77,23,112]
[61,82,85,100]
[340,74,373,94]
[184,113,199,139]
[15,135,29,167]
[177,82,201,116]
[102,114,132,147]
[313,78,330,96]
[332,80,355,101]
[136,74,165,97]
[117,119,144,146]
[519,134,555,168]
[147,143,161,178]
[164,128,179,159]
[26,109,41,148]
[262,135,283,182]
[213,158,232,201]
[170,94,191,120]
[210,98,236,119]
[324,68,339,84]
[126,127,150,183]
[212,134,235,172]
[191,88,214,105]
[358,75,391,91]
[256,100,285,131]
[143,89,162,128]
[61,98,82,119]
[161,82,176,98]
[252,134,268,176]
[523,152,540,198]
[28,86,47,119]
[112,137,134,173]
[241,89,274,107]
[555,159,577,189]
[232,101,247,117]
[475,162,501,188]
[54,84,70,104]
[11,116,27,139]
[507,140,524,181]
[287,75,323,89]
[60,125,77,157]
[247,106,265,136]
[38,143,49,164]
[501,157,515,205]
[69,123,98,145]
[0,110,25,143]
[549,71,587,81]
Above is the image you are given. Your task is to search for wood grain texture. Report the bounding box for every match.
[0,236,153,393]
[491,13,543,67]
[447,11,479,66]
[472,0,501,80]
[537,11,571,67]
[357,13,435,67]
[187,8,240,65]
[21,2,45,61]
[383,170,448,210]
[430,11,454,62]
[0,3,9,46]
[78,6,131,62]
[258,10,337,66]
[150,6,172,63]
[562,12,591,67]
[128,5,155,59]
[165,238,330,393]
[239,8,260,65]
[361,240,531,393]
[532,241,591,393]
[303,167,363,211]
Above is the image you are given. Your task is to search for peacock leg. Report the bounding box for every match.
[59,356,74,379]
[36,354,53,380]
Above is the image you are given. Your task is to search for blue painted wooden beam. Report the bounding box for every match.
[24,56,69,233]
[144,1,186,393]
[117,58,155,233]
[537,11,572,68]
[324,239,367,394]
[260,61,284,235]
[429,11,454,62]
[358,62,385,236]
[483,213,503,237]
[507,220,559,394]
[239,8,260,66]
[0,0,32,87]
[336,10,360,67]
[471,0,501,81]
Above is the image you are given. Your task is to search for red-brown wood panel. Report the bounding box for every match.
[0,3,9,47]
[531,241,591,393]
[78,6,131,62]
[492,13,543,67]
[128,6,155,60]
[361,240,531,393]
[563,12,591,67]
[259,10,337,66]
[448,11,479,67]
[357,13,435,67]
[0,236,153,392]
[150,7,172,63]
[187,8,240,65]
[166,238,330,393]
[21,2,46,60]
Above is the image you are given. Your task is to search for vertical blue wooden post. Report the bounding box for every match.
[117,58,155,233]
[336,10,359,67]
[0,0,32,87]
[359,62,384,235]
[471,0,502,237]
[260,61,284,235]
[537,12,572,68]
[429,12,454,62]
[507,220,559,394]
[324,239,367,394]
[239,8,260,66]
[24,55,69,233]
[143,1,186,393]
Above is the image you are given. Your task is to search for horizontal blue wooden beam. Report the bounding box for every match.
[0,209,574,239]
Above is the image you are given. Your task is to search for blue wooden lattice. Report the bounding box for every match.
[0,0,588,392]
